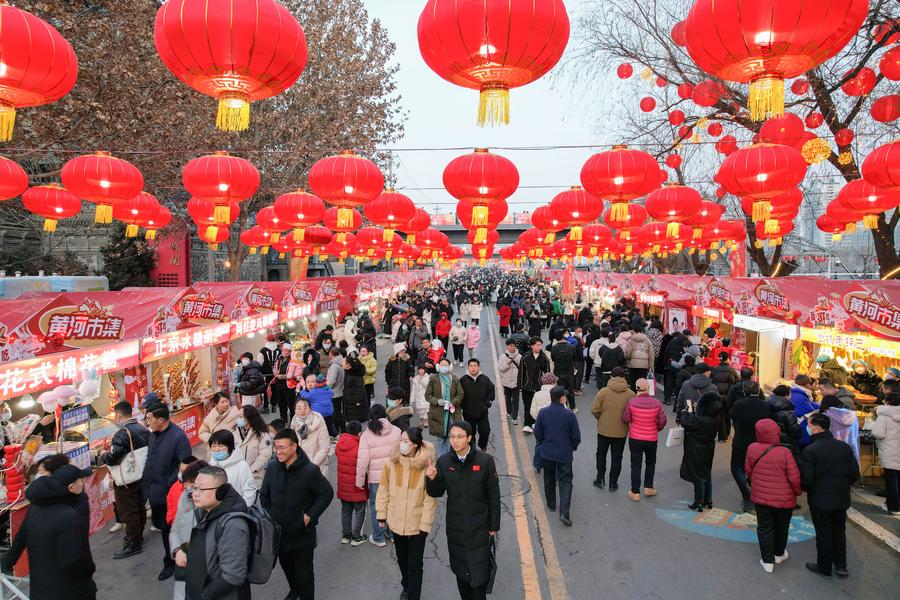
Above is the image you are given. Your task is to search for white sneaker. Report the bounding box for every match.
[109,522,124,533]
[522,425,533,434]
[760,560,774,573]
[368,535,386,548]
[884,502,900,516]
[150,525,161,532]
[774,551,789,564]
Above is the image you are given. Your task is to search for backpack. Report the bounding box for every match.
[217,504,282,585]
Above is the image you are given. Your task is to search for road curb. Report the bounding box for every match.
[847,506,900,554]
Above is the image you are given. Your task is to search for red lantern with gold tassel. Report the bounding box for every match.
[309,150,384,233]
[688,201,725,241]
[255,206,290,243]
[550,186,603,241]
[837,179,899,230]
[323,206,362,244]
[645,184,702,239]
[717,143,807,223]
[531,205,564,244]
[187,198,240,242]
[444,149,518,241]
[197,224,230,250]
[399,208,430,246]
[862,140,900,192]
[113,192,160,238]
[22,184,81,232]
[144,204,172,240]
[182,152,259,225]
[61,152,144,224]
[273,189,326,243]
[581,145,660,222]
[457,198,508,244]
[365,189,416,243]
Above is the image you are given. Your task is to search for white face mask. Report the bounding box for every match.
[322,343,332,350]
[399,441,412,456]
[241,358,250,367]
[438,365,451,374]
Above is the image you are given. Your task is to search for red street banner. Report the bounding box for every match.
[171,402,206,447]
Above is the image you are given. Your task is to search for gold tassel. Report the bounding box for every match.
[611,202,629,221]
[846,222,857,233]
[95,203,113,224]
[621,230,631,241]
[480,258,487,266]
[205,225,219,243]
[693,228,702,240]
[764,219,780,234]
[278,252,286,259]
[652,244,661,253]
[0,103,15,142]
[864,214,879,230]
[367,248,375,257]
[666,222,680,238]
[471,205,489,227]
[407,234,416,245]
[688,247,696,255]
[543,232,556,244]
[125,224,139,238]
[214,204,232,225]
[261,246,269,255]
[569,225,583,241]
[675,243,683,252]
[43,218,57,233]
[752,200,771,223]
[710,241,720,250]
[386,250,392,260]
[336,207,354,229]
[719,247,727,256]
[474,228,487,244]
[576,247,583,257]
[477,84,510,127]
[250,247,258,254]
[336,232,346,244]
[293,228,305,242]
[145,230,157,240]
[602,252,610,261]
[749,76,785,121]
[832,233,842,242]
[625,244,633,254]
[216,92,250,132]
[210,243,219,251]
[754,239,764,249]
[270,232,280,243]
[383,228,394,243]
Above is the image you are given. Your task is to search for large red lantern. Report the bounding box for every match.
[399,208,431,245]
[716,143,807,222]
[0,156,28,200]
[645,184,702,238]
[182,152,260,224]
[113,192,160,238]
[550,186,604,241]
[144,204,172,240]
[154,0,307,132]
[240,226,271,254]
[323,206,362,244]
[0,3,78,141]
[309,150,384,231]
[862,140,900,191]
[871,95,900,123]
[417,0,570,126]
[816,214,847,241]
[684,0,868,120]
[255,206,290,243]
[531,205,564,244]
[273,189,326,242]
[689,201,726,239]
[457,198,508,243]
[581,145,660,221]
[881,46,900,81]
[22,184,81,232]
[61,152,144,224]
[837,179,900,229]
[841,67,877,96]
[444,148,518,234]
[365,189,416,242]
[740,188,802,234]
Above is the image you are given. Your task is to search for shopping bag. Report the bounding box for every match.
[665,426,684,448]
[646,371,656,396]
[110,429,148,486]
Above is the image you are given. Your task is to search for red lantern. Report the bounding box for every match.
[834,128,855,147]
[197,225,230,250]
[182,152,260,224]
[273,189,326,242]
[838,179,900,229]
[154,0,307,132]
[671,21,687,46]
[645,184,702,238]
[444,148,518,232]
[805,112,824,129]
[323,206,362,243]
[740,188,802,234]
[417,0,570,126]
[715,134,738,155]
[531,205,564,244]
[303,225,334,248]
[22,184,81,232]
[188,197,239,226]
[717,144,806,222]
[113,192,160,238]
[603,203,647,233]
[399,208,431,245]
[364,189,416,242]
[309,150,384,231]
[144,204,172,240]
[617,63,633,79]
[881,46,900,81]
[692,79,726,107]
[254,206,290,243]
[61,152,144,224]
[873,19,900,45]
[871,95,900,123]
[639,97,657,112]
[668,110,685,125]
[581,145,661,221]
[684,0,868,120]
[754,220,794,245]
[0,3,78,141]
[760,113,806,150]
[791,79,810,95]
[816,214,847,241]
[580,223,612,246]
[655,77,668,88]
[0,156,28,200]
[549,186,603,241]
[707,122,723,137]
[677,125,693,140]
[826,198,860,231]
[841,67,877,96]
[240,226,271,254]
[677,82,694,100]
[416,228,449,257]
[689,201,726,239]
[467,229,500,246]
[665,154,682,169]
[862,140,900,191]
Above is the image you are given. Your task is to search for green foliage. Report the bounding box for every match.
[98,223,156,290]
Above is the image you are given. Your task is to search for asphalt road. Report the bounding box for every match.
[83,307,898,600]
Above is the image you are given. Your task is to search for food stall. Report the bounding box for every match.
[269,278,321,346]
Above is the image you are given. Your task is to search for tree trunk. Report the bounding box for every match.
[874,210,900,279]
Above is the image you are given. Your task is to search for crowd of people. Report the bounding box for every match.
[3,266,898,599]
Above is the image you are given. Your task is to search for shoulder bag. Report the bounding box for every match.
[110,427,148,487]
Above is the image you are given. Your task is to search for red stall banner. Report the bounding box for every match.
[171,402,206,447]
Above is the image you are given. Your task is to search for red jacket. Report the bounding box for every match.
[745,419,802,509]
[166,479,184,526]
[335,433,368,502]
[498,305,512,326]
[622,394,667,442]
[435,316,452,338]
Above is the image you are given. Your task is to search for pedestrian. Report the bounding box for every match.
[674,363,718,418]
[571,327,586,396]
[386,343,415,402]
[326,347,346,435]
[729,381,770,514]
[519,337,551,434]
[767,385,803,454]
[591,366,633,491]
[672,354,698,408]
[679,391,722,511]
[466,320,481,359]
[98,400,150,559]
[799,413,860,578]
[436,311,453,350]
[207,429,259,506]
[497,303,512,336]
[590,331,626,390]
[343,352,371,429]
[376,427,438,600]
[848,359,882,397]
[179,466,252,600]
[622,378,668,502]
[299,374,335,437]
[819,395,860,461]
[168,460,208,600]
[871,392,900,515]
[335,420,369,546]
[261,428,335,600]
[745,419,801,573]
[450,318,467,366]
[426,358,465,454]
[142,400,192,581]
[624,323,655,389]
[236,404,274,487]
[817,378,857,410]
[710,351,738,442]
[356,404,402,547]
[459,358,496,451]
[258,333,281,414]
[425,421,501,600]
[272,342,297,422]
[198,392,241,448]
[534,386,581,526]
[497,339,522,425]
[290,396,331,476]
[790,374,820,447]
[550,331,577,411]
[411,366,431,429]
[387,385,415,431]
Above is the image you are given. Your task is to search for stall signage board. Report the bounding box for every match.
[231,310,278,339]
[60,405,91,429]
[638,292,666,306]
[799,327,900,359]
[693,306,728,322]
[171,402,205,447]
[282,302,313,322]
[65,443,91,469]
[734,314,798,338]
[0,339,140,402]
[178,292,225,324]
[246,285,275,311]
[317,298,339,313]
[754,282,792,319]
[37,299,126,348]
[141,323,231,363]
[842,289,900,340]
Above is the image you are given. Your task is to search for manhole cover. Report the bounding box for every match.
[498,473,531,498]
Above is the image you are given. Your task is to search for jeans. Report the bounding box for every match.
[452,344,465,363]
[596,435,626,484]
[521,391,537,427]
[504,386,519,421]
[150,503,173,568]
[340,500,366,538]
[556,372,575,411]
[543,459,574,517]
[393,531,427,600]
[368,483,388,542]
[467,415,491,451]
[810,508,847,574]
[628,438,658,493]
[456,577,488,600]
[279,547,315,599]
[692,478,712,504]
[114,482,146,545]
[731,447,752,503]
[755,505,793,564]
[584,357,593,383]
[885,468,900,512]
[435,434,450,456]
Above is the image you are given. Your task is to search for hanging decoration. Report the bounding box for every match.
[22,184,81,232]
[182,152,260,224]
[273,189,326,243]
[143,204,172,240]
[0,156,28,200]
[61,152,144,224]
[550,186,604,241]
[531,205,564,244]
[716,143,807,222]
[254,206,290,243]
[581,145,661,221]
[365,189,416,242]
[112,192,161,238]
[443,148,518,241]
[837,179,899,229]
[871,95,900,123]
[309,150,384,232]
[645,184,702,238]
[323,206,362,244]
[861,140,900,191]
[399,208,431,246]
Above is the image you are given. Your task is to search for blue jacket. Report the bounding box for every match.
[534,402,581,463]
[142,421,191,505]
[301,385,335,418]
[790,385,820,446]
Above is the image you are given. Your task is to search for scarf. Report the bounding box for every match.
[440,373,452,433]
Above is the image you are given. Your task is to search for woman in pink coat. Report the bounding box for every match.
[356,403,401,546]
[465,321,481,360]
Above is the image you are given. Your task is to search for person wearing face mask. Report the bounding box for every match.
[207,429,258,506]
[498,340,522,425]
[848,359,882,397]
[359,345,378,401]
[199,392,241,448]
[376,427,437,600]
[343,353,371,428]
[236,405,273,486]
[291,396,331,476]
[167,458,206,600]
[2,463,97,600]
[357,404,402,547]
[465,320,481,360]
[450,319,468,367]
[387,386,415,431]
[426,358,465,455]
[317,336,334,376]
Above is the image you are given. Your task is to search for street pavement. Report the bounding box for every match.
[87,307,899,600]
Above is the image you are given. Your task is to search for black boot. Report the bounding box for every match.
[113,541,143,559]
[593,476,605,489]
[158,563,175,581]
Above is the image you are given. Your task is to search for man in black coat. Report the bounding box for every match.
[99,401,150,559]
[518,337,551,434]
[550,332,577,411]
[261,428,334,600]
[426,421,501,600]
[459,358,496,452]
[728,381,770,514]
[799,413,860,578]
[664,330,686,404]
[2,464,97,600]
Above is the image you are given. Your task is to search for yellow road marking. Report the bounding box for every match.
[487,313,568,600]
